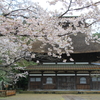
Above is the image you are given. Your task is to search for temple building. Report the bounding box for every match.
[25,62,100,90]
[25,33,100,90]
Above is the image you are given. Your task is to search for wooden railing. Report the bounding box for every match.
[0,90,16,97]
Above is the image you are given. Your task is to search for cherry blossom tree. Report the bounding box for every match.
[0,59,36,89]
[0,64,28,89]
[0,0,100,66]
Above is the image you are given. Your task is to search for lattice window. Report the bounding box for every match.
[30,78,35,82]
[30,78,41,82]
[46,77,53,84]
[92,77,97,82]
[80,77,86,84]
[98,77,100,81]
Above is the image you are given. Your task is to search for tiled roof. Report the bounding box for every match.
[25,64,100,71]
[31,33,100,54]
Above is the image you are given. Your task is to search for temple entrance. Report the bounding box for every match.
[29,77,41,90]
[92,77,100,90]
[57,76,75,90]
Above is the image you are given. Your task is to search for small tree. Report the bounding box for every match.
[0,59,37,90]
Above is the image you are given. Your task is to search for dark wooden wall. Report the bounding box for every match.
[29,76,100,90]
[62,52,100,62]
[76,76,90,89]
[42,77,56,89]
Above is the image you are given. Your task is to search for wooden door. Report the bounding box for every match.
[66,77,75,89]
[30,77,41,90]
[92,77,100,90]
[57,76,75,90]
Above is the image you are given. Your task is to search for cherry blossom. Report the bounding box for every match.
[0,0,100,86]
[0,0,100,66]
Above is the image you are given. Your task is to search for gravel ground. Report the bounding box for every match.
[0,94,100,100]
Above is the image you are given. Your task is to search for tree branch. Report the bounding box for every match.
[3,6,37,17]
[9,14,29,19]
[0,68,8,72]
[58,1,100,18]
[1,51,28,67]
[70,1,100,11]
[3,8,28,16]
[87,21,97,27]
[59,0,72,18]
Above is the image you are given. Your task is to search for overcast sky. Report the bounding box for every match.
[32,0,100,11]
[31,0,100,16]
[32,0,100,33]
[32,0,64,12]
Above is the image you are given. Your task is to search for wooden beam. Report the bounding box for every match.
[28,71,30,90]
[89,71,92,90]
[41,71,44,89]
[55,71,58,89]
[75,71,77,90]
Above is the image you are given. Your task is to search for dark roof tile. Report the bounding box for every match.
[25,64,100,71]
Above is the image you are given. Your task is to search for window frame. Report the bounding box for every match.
[92,77,97,82]
[46,77,53,84]
[98,77,100,81]
[30,77,41,82]
[80,77,87,84]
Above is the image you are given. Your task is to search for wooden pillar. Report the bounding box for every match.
[28,71,30,90]
[97,70,99,90]
[89,71,92,90]
[2,81,4,90]
[55,71,58,89]
[41,71,44,89]
[75,71,77,90]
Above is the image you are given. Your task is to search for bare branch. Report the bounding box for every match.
[3,6,36,17]
[59,0,72,18]
[3,8,28,16]
[58,1,100,18]
[70,1,100,11]
[87,21,97,27]
[9,14,29,19]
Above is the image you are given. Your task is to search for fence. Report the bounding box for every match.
[0,90,16,97]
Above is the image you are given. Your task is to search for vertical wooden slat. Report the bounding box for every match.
[75,71,77,90]
[41,71,43,89]
[89,71,92,90]
[28,71,30,90]
[55,71,58,89]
